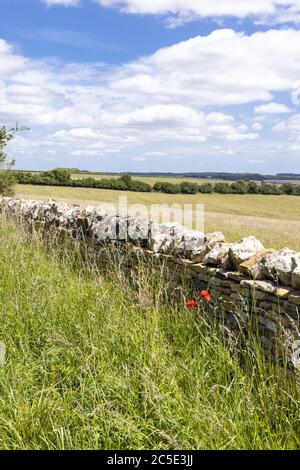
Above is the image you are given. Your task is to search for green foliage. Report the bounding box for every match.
[153,181,181,194]
[230,180,248,194]
[214,182,231,194]
[0,126,16,196]
[180,181,199,194]
[292,185,300,196]
[247,181,260,194]
[15,170,152,193]
[44,168,72,185]
[259,182,283,195]
[198,183,214,193]
[281,183,294,195]
[119,173,133,187]
[0,217,299,449]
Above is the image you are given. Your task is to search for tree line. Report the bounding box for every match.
[14,169,300,196]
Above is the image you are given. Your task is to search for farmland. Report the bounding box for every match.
[15,184,300,251]
[70,173,227,185]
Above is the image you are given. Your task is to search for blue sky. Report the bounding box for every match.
[1,0,300,173]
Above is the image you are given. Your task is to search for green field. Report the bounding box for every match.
[15,184,300,251]
[0,216,299,450]
[70,173,226,185]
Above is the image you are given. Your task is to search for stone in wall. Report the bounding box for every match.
[260,248,298,285]
[203,242,233,268]
[229,236,265,270]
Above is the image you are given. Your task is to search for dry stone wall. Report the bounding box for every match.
[1,197,299,371]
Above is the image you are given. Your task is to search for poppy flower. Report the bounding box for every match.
[199,290,211,302]
[185,300,198,309]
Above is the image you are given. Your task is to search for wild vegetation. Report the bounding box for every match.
[0,215,299,450]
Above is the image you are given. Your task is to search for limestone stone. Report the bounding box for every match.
[240,280,274,292]
[204,243,232,267]
[239,250,273,279]
[225,271,247,282]
[274,287,292,299]
[291,339,300,370]
[288,291,300,306]
[260,248,296,285]
[205,231,226,243]
[292,267,300,289]
[283,301,299,315]
[257,315,278,333]
[190,263,207,275]
[229,236,265,270]
[181,231,205,256]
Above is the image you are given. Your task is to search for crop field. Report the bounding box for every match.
[15,184,300,251]
[70,173,227,185]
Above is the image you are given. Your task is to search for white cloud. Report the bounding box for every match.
[254,102,291,114]
[287,144,300,151]
[252,122,263,130]
[95,1,300,25]
[1,28,300,168]
[272,121,287,131]
[111,29,300,107]
[288,113,300,131]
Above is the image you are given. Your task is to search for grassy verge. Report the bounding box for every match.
[0,216,299,450]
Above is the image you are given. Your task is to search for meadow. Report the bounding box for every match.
[70,173,226,186]
[15,184,300,251]
[0,215,299,450]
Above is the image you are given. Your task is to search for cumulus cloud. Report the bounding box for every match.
[254,102,291,114]
[1,28,300,166]
[39,1,300,27]
[95,1,300,25]
[111,29,300,106]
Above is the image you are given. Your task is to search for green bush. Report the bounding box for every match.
[198,183,214,193]
[292,185,300,196]
[153,181,181,194]
[247,181,260,194]
[230,180,248,194]
[214,182,231,194]
[180,181,199,194]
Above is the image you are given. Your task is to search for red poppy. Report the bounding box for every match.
[185,300,198,309]
[199,290,211,302]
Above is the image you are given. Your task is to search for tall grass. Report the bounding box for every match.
[0,215,299,450]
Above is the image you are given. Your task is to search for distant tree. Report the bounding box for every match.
[230,180,248,194]
[259,182,283,195]
[0,126,16,196]
[247,181,260,194]
[180,181,199,194]
[292,185,300,196]
[198,183,213,193]
[44,168,72,185]
[119,173,132,188]
[281,183,294,195]
[214,182,231,194]
[153,182,181,194]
